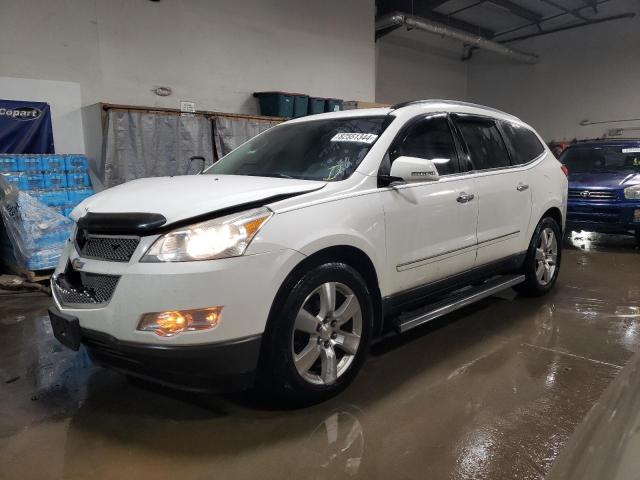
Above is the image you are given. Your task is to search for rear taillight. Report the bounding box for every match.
[561,165,569,177]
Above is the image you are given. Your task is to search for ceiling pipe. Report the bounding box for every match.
[376,12,539,64]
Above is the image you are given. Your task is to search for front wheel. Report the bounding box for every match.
[258,263,373,405]
[516,217,562,297]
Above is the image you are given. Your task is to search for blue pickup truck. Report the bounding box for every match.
[560,140,640,245]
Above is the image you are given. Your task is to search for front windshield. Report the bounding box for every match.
[560,145,640,173]
[205,116,391,181]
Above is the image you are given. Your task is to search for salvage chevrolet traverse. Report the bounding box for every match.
[49,100,568,404]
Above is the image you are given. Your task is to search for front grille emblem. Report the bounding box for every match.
[580,191,591,198]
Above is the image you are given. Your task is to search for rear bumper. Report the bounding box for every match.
[81,326,262,393]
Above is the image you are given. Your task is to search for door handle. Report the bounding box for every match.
[456,192,475,203]
[516,183,529,191]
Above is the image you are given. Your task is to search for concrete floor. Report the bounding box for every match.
[1,232,639,480]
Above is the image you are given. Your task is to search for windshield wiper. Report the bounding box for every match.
[251,173,295,179]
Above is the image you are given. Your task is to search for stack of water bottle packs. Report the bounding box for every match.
[0,188,73,271]
[0,154,94,217]
[0,153,91,271]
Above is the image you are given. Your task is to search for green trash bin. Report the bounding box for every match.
[324,98,343,112]
[292,94,309,118]
[308,97,326,115]
[253,91,294,117]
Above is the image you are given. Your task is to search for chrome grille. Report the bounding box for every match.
[76,233,139,262]
[53,263,120,307]
[568,189,617,200]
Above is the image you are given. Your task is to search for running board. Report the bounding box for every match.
[395,274,525,333]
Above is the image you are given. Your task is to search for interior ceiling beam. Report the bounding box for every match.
[422,0,451,8]
[447,1,483,17]
[587,0,599,13]
[486,0,543,23]
[500,12,636,43]
[376,0,494,38]
[492,0,613,38]
[375,24,402,40]
[538,0,588,21]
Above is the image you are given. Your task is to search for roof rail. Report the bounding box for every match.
[571,137,640,143]
[391,99,518,119]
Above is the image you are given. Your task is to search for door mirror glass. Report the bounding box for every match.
[389,156,441,183]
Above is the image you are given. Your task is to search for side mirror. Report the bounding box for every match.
[189,156,206,174]
[389,156,441,184]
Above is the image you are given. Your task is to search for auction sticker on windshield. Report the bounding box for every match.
[331,133,378,144]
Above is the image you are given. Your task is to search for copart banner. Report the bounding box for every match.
[0,99,54,154]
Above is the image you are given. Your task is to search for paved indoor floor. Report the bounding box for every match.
[1,232,639,480]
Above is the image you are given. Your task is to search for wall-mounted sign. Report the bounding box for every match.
[180,101,196,116]
[0,100,54,154]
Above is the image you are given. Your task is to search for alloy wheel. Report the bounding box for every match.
[535,227,558,285]
[291,282,363,385]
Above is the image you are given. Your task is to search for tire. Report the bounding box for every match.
[515,216,562,297]
[635,229,640,247]
[258,262,373,406]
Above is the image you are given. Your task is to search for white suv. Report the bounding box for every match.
[49,100,568,403]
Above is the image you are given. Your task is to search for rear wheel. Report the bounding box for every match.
[259,263,373,405]
[516,217,562,297]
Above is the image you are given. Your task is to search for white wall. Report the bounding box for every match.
[4,0,638,150]
[376,37,468,104]
[0,0,375,115]
[467,4,640,141]
[0,77,85,154]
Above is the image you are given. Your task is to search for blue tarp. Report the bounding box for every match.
[0,99,54,154]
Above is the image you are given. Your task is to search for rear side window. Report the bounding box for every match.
[388,114,459,176]
[455,116,510,170]
[500,121,545,165]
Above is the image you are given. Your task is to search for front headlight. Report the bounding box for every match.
[624,185,640,200]
[141,207,273,262]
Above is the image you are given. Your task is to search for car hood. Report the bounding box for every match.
[568,171,640,190]
[71,174,326,224]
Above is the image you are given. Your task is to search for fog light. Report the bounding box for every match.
[137,307,223,337]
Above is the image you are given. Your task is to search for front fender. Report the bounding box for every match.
[248,193,388,292]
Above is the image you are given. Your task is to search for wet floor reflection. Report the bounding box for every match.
[565,229,638,252]
[1,232,639,480]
